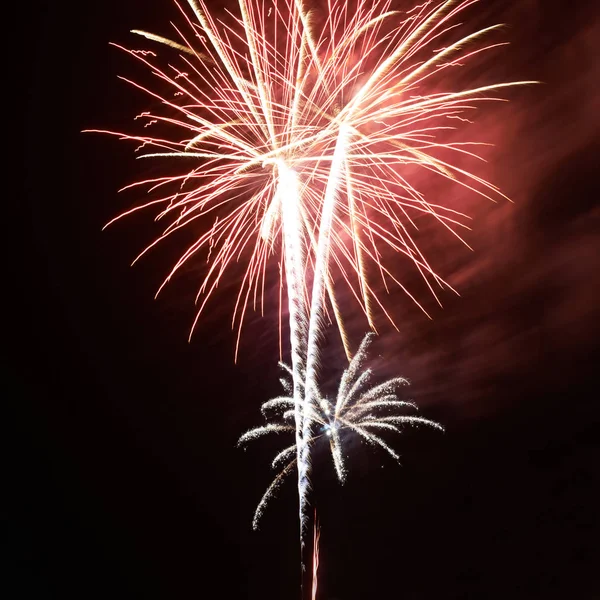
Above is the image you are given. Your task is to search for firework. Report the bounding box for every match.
[91,0,534,593]
[238,333,443,526]
[89,0,534,351]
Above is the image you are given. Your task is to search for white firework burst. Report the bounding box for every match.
[238,333,443,528]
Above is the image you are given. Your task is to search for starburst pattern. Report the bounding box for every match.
[238,333,443,527]
[89,0,535,355]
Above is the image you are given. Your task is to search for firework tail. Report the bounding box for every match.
[312,509,320,600]
[277,162,314,590]
[300,124,351,595]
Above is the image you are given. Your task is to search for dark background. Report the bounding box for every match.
[13,0,599,598]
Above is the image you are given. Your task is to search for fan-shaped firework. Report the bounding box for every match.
[238,333,443,528]
[89,0,534,352]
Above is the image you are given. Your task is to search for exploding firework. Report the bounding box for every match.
[89,0,534,351]
[238,333,443,527]
[91,0,534,592]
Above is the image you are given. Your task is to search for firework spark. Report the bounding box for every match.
[238,333,443,527]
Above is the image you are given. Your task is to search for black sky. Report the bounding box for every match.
[13,0,600,598]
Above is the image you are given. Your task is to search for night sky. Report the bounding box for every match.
[14,0,599,598]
